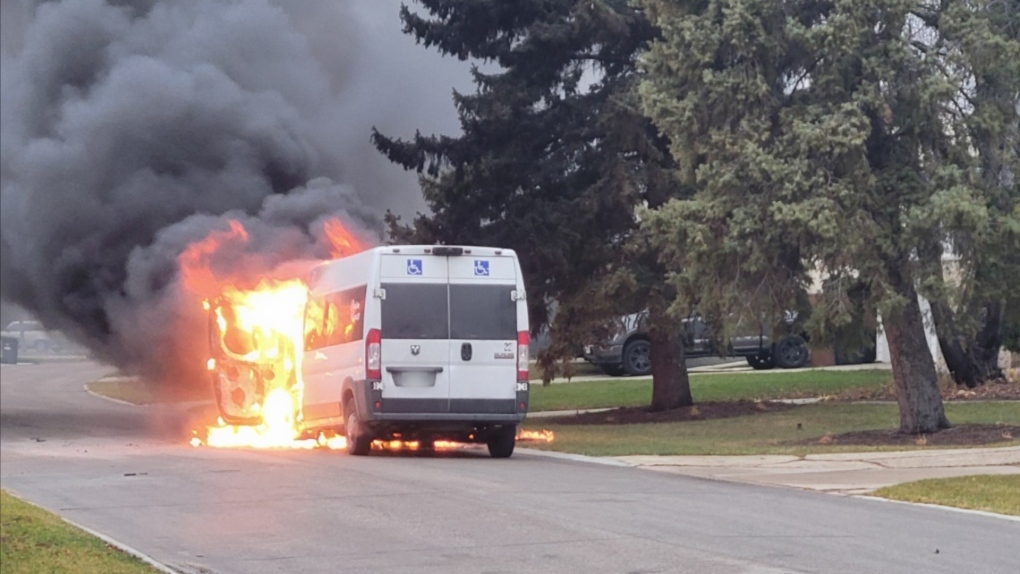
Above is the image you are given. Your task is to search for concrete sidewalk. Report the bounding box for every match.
[611,446,1020,495]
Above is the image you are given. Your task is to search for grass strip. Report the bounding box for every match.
[872,475,1020,516]
[0,489,160,574]
[530,369,893,412]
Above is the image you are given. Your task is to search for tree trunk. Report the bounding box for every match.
[648,319,693,411]
[883,284,951,434]
[931,299,1006,388]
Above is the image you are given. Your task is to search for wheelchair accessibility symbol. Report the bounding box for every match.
[474,260,490,276]
[407,259,423,275]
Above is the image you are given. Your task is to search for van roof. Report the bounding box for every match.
[306,245,520,293]
[370,245,517,257]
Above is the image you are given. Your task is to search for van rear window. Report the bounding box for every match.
[381,283,449,339]
[450,284,516,341]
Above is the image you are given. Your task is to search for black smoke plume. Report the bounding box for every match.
[0,0,458,388]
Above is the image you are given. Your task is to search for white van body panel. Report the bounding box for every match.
[447,254,519,403]
[301,249,376,421]
[377,253,452,407]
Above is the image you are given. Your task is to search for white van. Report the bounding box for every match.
[299,245,530,457]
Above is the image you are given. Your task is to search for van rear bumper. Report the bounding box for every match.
[370,412,525,423]
[356,382,529,424]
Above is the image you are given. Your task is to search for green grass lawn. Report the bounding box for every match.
[521,402,1020,456]
[873,475,1020,516]
[0,490,159,574]
[529,369,893,412]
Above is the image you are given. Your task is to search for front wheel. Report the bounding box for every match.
[621,339,652,376]
[774,335,810,369]
[486,426,516,458]
[344,402,372,456]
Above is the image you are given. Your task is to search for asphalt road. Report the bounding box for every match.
[1,361,1017,574]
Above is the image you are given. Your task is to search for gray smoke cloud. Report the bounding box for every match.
[0,0,469,388]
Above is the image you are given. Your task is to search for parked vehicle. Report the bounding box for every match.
[583,311,810,376]
[210,245,530,458]
[0,320,69,354]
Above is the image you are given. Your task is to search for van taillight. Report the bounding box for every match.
[517,331,529,382]
[367,328,381,380]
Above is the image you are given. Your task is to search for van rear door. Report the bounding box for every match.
[447,255,519,414]
[378,254,451,413]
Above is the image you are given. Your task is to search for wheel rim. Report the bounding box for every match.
[628,343,651,372]
[779,340,805,364]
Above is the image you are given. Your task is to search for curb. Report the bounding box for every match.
[61,517,179,573]
[516,447,634,467]
[856,495,1020,523]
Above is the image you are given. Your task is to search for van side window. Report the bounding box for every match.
[325,285,366,346]
[304,296,330,351]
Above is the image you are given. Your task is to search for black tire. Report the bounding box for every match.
[746,353,776,370]
[621,339,652,377]
[773,335,810,369]
[486,426,516,458]
[599,364,626,377]
[344,401,372,456]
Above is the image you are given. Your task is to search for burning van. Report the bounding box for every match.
[207,245,531,458]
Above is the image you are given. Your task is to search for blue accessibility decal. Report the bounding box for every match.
[407,259,423,275]
[473,260,490,276]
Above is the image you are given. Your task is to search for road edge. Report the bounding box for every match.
[856,495,1020,523]
[82,382,142,407]
[61,517,180,573]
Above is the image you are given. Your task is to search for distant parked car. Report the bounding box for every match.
[0,320,69,354]
[583,312,810,376]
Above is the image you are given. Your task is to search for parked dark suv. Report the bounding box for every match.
[583,312,810,376]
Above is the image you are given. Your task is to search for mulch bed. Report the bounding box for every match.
[789,424,1020,447]
[546,400,799,425]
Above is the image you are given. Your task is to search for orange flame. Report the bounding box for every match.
[178,220,248,294]
[323,218,365,259]
[184,216,367,450]
[519,429,555,443]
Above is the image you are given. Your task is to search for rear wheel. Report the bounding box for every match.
[344,401,372,456]
[486,426,516,458]
[746,353,776,370]
[774,335,810,369]
[621,339,652,376]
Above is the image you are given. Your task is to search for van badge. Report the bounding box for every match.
[473,260,490,276]
[407,259,423,275]
[411,345,421,356]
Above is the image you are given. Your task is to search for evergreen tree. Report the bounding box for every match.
[920,0,1020,387]
[373,1,694,409]
[638,0,1018,433]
